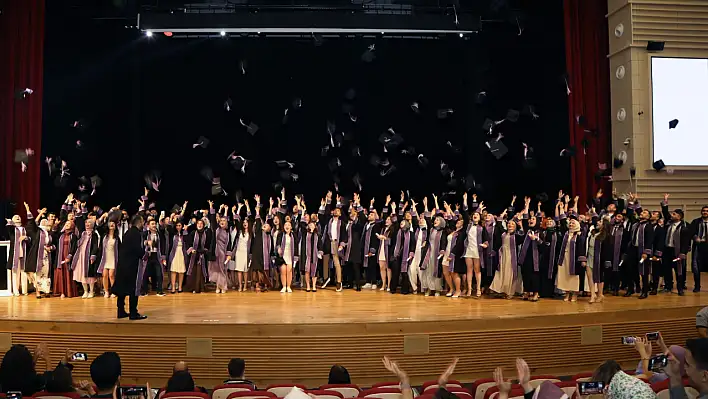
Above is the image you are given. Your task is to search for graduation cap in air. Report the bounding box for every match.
[361,44,376,63]
[200,166,215,183]
[333,132,345,148]
[522,143,536,169]
[239,60,247,75]
[505,109,520,122]
[486,136,508,160]
[440,161,452,177]
[107,208,122,223]
[437,109,454,119]
[581,138,590,154]
[669,119,679,129]
[328,158,342,171]
[16,88,33,99]
[475,91,487,105]
[90,175,102,195]
[536,192,549,203]
[292,98,302,109]
[410,102,420,113]
[380,165,396,177]
[75,140,85,150]
[351,146,361,157]
[239,119,259,136]
[560,146,577,157]
[70,118,88,130]
[193,136,209,149]
[417,154,429,167]
[144,170,162,191]
[370,155,390,167]
[169,204,182,215]
[482,118,494,133]
[613,150,627,168]
[321,146,330,156]
[211,178,225,196]
[464,174,483,192]
[378,129,404,151]
[228,154,250,174]
[630,166,637,178]
[653,159,666,171]
[447,141,462,154]
[275,160,295,169]
[224,98,233,112]
[353,173,363,192]
[522,104,539,119]
[14,149,30,165]
[45,157,59,176]
[280,170,299,182]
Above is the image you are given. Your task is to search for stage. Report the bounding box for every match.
[0,281,706,388]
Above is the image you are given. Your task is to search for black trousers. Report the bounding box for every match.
[345,261,362,288]
[389,259,411,294]
[623,248,641,293]
[142,253,163,294]
[364,256,377,284]
[694,243,708,290]
[117,294,138,317]
[662,248,685,292]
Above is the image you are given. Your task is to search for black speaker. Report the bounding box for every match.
[647,41,665,52]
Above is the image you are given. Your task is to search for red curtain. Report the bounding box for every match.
[563,0,611,204]
[0,0,45,215]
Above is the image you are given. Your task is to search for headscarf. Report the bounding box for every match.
[607,371,657,399]
[434,216,447,231]
[569,220,581,234]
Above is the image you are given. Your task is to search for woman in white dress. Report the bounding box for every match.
[168,220,188,293]
[277,221,296,293]
[377,216,393,292]
[97,220,120,297]
[489,219,523,299]
[556,218,586,302]
[408,214,427,294]
[234,217,252,292]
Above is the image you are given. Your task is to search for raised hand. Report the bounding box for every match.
[400,191,405,202]
[664,193,670,202]
[516,358,531,389]
[207,200,214,208]
[386,195,391,205]
[254,194,261,204]
[437,358,459,388]
[493,367,512,396]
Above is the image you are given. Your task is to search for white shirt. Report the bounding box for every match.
[330,218,340,241]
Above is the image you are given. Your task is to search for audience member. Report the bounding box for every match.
[90,352,122,399]
[697,306,708,338]
[327,365,351,385]
[493,358,534,399]
[45,365,76,393]
[0,343,50,396]
[667,338,708,399]
[169,362,207,394]
[166,371,196,393]
[225,358,256,390]
[174,361,189,373]
[592,360,656,398]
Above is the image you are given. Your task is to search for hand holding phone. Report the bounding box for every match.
[621,336,636,345]
[71,352,88,361]
[578,381,604,395]
[646,332,660,341]
[118,386,148,399]
[649,354,669,372]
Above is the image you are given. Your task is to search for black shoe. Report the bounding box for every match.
[662,288,672,293]
[129,313,147,320]
[639,293,648,299]
[623,291,634,297]
[613,290,620,296]
[650,290,658,296]
[156,292,166,297]
[694,288,701,293]
[355,285,361,292]
[678,290,685,296]
[117,311,129,319]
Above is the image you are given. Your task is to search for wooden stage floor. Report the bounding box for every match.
[1,279,707,388]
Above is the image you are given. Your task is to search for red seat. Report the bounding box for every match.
[213,385,255,399]
[483,385,522,399]
[34,392,81,399]
[421,381,463,392]
[308,390,345,399]
[471,378,496,399]
[370,382,400,390]
[265,385,308,398]
[227,392,277,399]
[162,393,209,399]
[358,388,402,399]
[445,388,472,399]
[319,385,361,399]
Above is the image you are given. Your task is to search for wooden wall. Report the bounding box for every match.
[0,306,701,389]
[607,0,708,218]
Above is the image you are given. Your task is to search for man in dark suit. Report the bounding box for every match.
[113,214,147,320]
[690,206,708,292]
[661,194,692,296]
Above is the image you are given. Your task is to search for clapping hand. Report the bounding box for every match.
[437,357,459,388]
[493,367,512,396]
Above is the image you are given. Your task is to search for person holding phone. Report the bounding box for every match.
[666,338,708,399]
[89,352,122,398]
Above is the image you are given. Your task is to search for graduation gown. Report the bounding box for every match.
[251,217,273,272]
[113,226,145,296]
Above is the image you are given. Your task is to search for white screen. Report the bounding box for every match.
[651,57,708,166]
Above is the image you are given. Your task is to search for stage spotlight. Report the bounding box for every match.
[220,31,226,36]
[146,30,153,37]
[459,33,464,37]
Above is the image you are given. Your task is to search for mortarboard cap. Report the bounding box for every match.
[653,159,666,171]
[417,154,429,167]
[560,146,577,157]
[75,140,85,150]
[361,45,376,63]
[669,119,679,129]
[345,88,356,100]
[200,166,214,183]
[486,140,508,160]
[410,102,420,113]
[522,104,539,119]
[351,146,361,157]
[536,192,549,202]
[224,98,233,112]
[482,118,494,132]
[321,146,330,157]
[475,91,487,105]
[90,175,102,187]
[193,136,209,149]
[275,160,294,168]
[328,158,342,171]
[292,98,302,109]
[14,150,29,164]
[437,109,454,119]
[505,109,520,122]
[211,183,223,196]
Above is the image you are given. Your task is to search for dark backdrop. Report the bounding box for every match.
[41,2,570,215]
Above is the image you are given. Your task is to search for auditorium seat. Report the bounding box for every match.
[570,372,593,382]
[265,385,308,398]
[414,394,434,399]
[34,392,81,399]
[471,378,496,399]
[421,380,462,392]
[444,387,472,399]
[483,385,522,399]
[226,391,277,399]
[504,389,525,399]
[370,382,401,390]
[162,392,210,399]
[358,388,402,399]
[213,384,255,399]
[319,384,361,398]
[307,390,345,399]
[528,375,561,389]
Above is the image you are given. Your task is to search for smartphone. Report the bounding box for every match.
[71,352,88,361]
[118,386,148,399]
[646,332,660,341]
[649,354,669,372]
[578,381,604,395]
[7,391,22,399]
[621,336,636,345]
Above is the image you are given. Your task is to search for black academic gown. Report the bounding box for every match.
[113,226,144,296]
